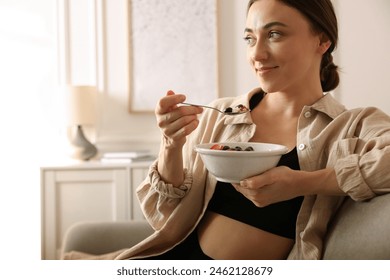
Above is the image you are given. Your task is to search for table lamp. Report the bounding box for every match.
[65,85,98,160]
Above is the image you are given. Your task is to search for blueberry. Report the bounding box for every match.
[224,107,233,113]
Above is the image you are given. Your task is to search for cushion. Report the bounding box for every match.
[323,193,390,259]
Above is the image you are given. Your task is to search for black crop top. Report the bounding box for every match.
[207,148,303,239]
[206,91,303,239]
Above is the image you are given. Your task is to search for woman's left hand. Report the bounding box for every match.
[232,166,304,207]
[232,166,342,207]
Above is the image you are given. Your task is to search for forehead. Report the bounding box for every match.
[246,0,310,32]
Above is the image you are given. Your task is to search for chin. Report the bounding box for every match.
[257,83,278,94]
[257,78,289,94]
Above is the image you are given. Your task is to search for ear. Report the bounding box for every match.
[317,33,332,55]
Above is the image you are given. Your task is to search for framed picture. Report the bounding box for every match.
[128,0,218,112]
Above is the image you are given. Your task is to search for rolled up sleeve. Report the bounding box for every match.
[334,154,375,201]
[331,110,390,201]
[136,160,193,230]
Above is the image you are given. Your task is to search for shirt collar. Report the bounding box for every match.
[223,90,346,125]
[309,93,347,119]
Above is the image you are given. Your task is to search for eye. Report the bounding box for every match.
[243,35,256,46]
[268,31,282,40]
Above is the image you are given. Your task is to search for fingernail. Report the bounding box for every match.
[179,95,186,102]
[240,180,248,188]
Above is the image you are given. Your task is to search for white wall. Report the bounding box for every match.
[0,0,57,266]
[334,0,390,113]
[218,0,258,99]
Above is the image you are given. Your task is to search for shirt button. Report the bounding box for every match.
[298,143,306,151]
[304,111,312,118]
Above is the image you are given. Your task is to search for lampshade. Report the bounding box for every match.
[63,85,98,160]
[65,85,97,126]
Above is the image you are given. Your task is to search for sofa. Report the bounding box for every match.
[61,193,390,259]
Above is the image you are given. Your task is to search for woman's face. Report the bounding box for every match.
[245,0,328,94]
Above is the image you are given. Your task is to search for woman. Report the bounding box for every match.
[65,0,390,260]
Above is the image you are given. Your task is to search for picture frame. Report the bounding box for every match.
[128,0,219,113]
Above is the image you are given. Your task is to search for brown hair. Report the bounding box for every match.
[247,0,339,92]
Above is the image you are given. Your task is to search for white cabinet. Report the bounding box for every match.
[40,160,152,260]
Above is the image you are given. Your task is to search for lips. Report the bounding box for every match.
[256,66,279,74]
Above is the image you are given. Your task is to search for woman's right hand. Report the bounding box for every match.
[155,90,203,149]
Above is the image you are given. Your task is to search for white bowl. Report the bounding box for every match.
[195,142,288,183]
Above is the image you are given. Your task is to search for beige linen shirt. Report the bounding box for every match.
[116,88,390,260]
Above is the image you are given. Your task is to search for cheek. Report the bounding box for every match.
[247,50,256,68]
[246,50,252,63]
[276,43,296,60]
[279,45,308,70]
[287,39,320,64]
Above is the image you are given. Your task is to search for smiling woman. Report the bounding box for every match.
[244,0,338,95]
[62,0,390,262]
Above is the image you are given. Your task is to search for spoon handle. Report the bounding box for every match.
[180,102,224,113]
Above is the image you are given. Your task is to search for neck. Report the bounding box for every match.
[262,86,323,117]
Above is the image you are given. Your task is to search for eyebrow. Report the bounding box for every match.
[244,21,288,33]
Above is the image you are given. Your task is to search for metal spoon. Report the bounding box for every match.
[180,102,250,115]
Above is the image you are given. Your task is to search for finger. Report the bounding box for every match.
[231,184,261,206]
[162,112,197,132]
[168,118,200,141]
[156,90,186,114]
[157,105,203,130]
[239,170,274,190]
[165,105,203,123]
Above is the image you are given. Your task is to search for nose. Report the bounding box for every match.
[250,40,268,62]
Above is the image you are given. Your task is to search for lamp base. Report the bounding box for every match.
[69,125,98,160]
